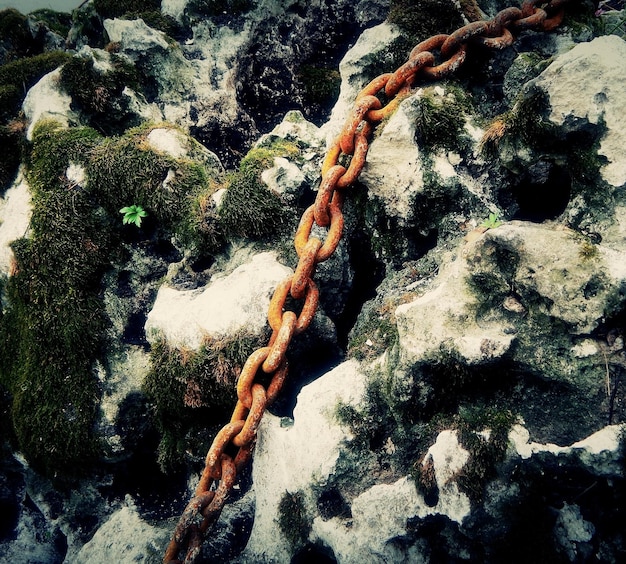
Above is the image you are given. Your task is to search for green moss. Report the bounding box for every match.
[0,123,25,191]
[30,9,73,37]
[0,51,72,121]
[278,491,311,548]
[298,65,341,109]
[59,53,142,133]
[0,9,32,60]
[455,405,517,503]
[413,87,471,153]
[0,120,223,477]
[143,331,266,473]
[348,303,399,361]
[388,0,463,41]
[218,140,298,240]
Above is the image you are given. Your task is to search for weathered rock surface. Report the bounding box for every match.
[145,251,291,349]
[2,2,626,564]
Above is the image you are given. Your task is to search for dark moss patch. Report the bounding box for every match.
[187,0,254,18]
[93,0,161,20]
[59,53,142,134]
[218,141,298,240]
[30,9,73,38]
[143,331,267,473]
[388,0,463,42]
[278,490,311,549]
[455,405,517,503]
[0,122,26,191]
[0,9,34,62]
[297,64,341,117]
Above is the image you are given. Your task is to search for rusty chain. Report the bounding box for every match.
[164,1,573,561]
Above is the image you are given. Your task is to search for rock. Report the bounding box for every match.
[145,251,291,349]
[0,172,32,275]
[22,67,77,139]
[73,499,170,563]
[533,35,626,187]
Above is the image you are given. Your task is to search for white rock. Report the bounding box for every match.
[144,252,291,349]
[534,35,626,186]
[241,360,367,562]
[0,173,32,275]
[360,94,425,224]
[322,22,403,144]
[161,0,190,22]
[554,503,595,560]
[146,127,189,158]
[261,157,305,195]
[509,423,625,475]
[22,68,77,140]
[73,501,170,563]
[103,18,170,52]
[395,250,515,366]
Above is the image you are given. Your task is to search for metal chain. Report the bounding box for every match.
[164,1,572,561]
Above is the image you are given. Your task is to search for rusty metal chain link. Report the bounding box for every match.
[164,1,573,561]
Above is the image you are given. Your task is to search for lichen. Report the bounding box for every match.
[387,0,464,42]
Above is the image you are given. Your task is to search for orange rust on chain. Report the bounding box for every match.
[314,165,347,226]
[291,237,322,299]
[339,95,382,154]
[262,311,297,373]
[164,2,574,561]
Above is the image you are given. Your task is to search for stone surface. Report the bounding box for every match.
[145,252,291,349]
[22,68,77,139]
[534,35,626,187]
[73,500,170,563]
[0,173,32,275]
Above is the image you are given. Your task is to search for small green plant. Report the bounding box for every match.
[480,212,502,230]
[120,204,148,227]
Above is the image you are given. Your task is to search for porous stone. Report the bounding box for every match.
[73,500,170,563]
[22,68,77,139]
[144,252,291,349]
[533,35,626,187]
[0,173,32,275]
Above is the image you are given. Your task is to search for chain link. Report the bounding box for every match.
[164,1,572,561]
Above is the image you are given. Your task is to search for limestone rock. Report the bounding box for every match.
[0,173,32,275]
[533,35,626,187]
[145,252,291,349]
[73,501,170,563]
[22,68,77,139]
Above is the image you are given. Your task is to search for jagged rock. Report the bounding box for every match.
[22,67,77,139]
[0,172,31,276]
[533,35,626,187]
[145,251,291,349]
[73,500,170,563]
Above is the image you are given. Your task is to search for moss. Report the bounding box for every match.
[298,64,341,110]
[348,301,400,361]
[0,51,72,121]
[218,140,298,240]
[29,9,73,37]
[413,87,471,153]
[278,491,311,549]
[388,0,463,42]
[0,122,25,191]
[1,123,112,475]
[0,9,33,61]
[143,331,267,473]
[59,53,142,134]
[0,120,222,477]
[455,405,518,503]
